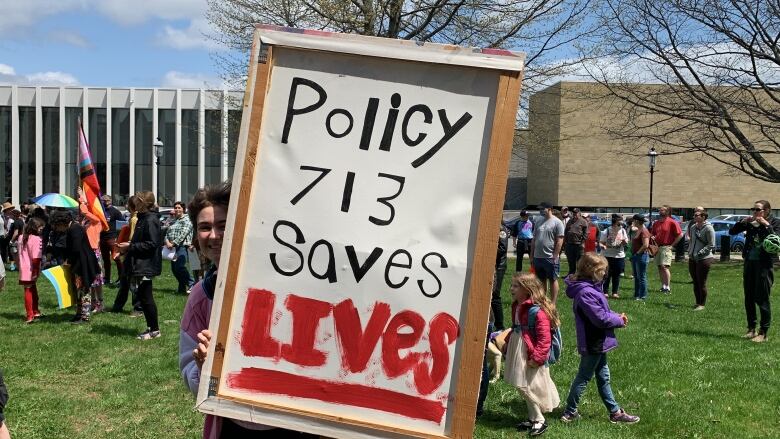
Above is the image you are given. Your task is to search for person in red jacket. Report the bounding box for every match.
[503,273,560,436]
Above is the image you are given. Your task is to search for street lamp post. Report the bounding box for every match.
[154,137,164,204]
[647,146,658,224]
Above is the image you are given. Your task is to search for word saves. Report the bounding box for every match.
[240,288,460,395]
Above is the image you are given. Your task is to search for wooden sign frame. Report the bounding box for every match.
[196,25,523,439]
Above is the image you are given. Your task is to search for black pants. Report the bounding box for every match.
[744,260,772,335]
[689,258,713,306]
[515,239,531,272]
[491,267,507,330]
[604,256,625,295]
[136,278,159,332]
[565,243,583,275]
[0,236,8,266]
[111,264,141,312]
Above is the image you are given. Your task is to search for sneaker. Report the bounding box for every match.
[24,318,35,324]
[137,329,161,340]
[742,330,757,339]
[92,302,105,314]
[130,310,144,318]
[529,422,548,436]
[560,410,581,423]
[660,287,671,294]
[751,334,768,343]
[609,409,640,424]
[693,305,705,311]
[515,420,533,431]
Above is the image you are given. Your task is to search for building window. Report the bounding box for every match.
[181,109,199,203]
[18,107,35,202]
[64,108,83,197]
[158,109,176,206]
[111,109,130,205]
[134,109,153,193]
[204,110,222,185]
[42,107,59,193]
[88,108,107,191]
[227,110,241,180]
[0,107,10,202]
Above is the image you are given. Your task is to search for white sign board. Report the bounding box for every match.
[199,26,523,439]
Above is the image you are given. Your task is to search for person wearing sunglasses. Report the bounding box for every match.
[729,200,780,343]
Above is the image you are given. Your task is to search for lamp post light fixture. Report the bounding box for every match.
[154,137,164,204]
[647,146,658,224]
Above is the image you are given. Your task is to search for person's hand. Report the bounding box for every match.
[757,217,769,226]
[620,313,628,326]
[528,359,541,368]
[165,240,174,249]
[116,242,130,254]
[193,329,212,369]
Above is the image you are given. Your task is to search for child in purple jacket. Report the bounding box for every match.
[561,252,640,424]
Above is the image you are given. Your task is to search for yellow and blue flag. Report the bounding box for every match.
[42,265,76,309]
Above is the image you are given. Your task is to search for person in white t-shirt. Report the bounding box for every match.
[599,214,629,299]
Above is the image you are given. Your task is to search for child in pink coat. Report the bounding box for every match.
[18,217,45,323]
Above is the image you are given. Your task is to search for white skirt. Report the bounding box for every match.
[503,332,561,413]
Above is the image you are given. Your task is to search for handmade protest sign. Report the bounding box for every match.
[197,25,523,438]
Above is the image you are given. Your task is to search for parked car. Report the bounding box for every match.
[711,214,750,222]
[681,220,690,252]
[710,220,746,252]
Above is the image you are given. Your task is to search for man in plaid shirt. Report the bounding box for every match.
[165,201,195,294]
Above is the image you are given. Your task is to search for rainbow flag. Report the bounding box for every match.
[42,265,76,309]
[78,122,109,231]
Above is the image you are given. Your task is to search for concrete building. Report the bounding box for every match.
[0,85,243,207]
[523,82,780,216]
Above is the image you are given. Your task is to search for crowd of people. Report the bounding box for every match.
[481,200,778,436]
[0,189,198,337]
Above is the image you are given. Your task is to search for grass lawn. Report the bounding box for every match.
[477,258,780,438]
[0,259,778,438]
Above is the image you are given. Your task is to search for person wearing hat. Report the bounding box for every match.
[512,210,534,272]
[530,202,565,303]
[563,208,588,276]
[630,214,651,301]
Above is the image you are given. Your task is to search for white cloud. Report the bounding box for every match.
[157,18,220,51]
[0,0,206,35]
[161,71,224,89]
[0,0,83,36]
[0,64,80,86]
[94,0,206,26]
[48,29,91,48]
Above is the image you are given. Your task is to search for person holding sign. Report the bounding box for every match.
[504,273,560,436]
[179,182,318,438]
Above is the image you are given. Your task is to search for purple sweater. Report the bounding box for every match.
[564,276,625,355]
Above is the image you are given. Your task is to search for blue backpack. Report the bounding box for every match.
[523,305,562,366]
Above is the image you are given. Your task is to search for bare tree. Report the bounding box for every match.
[206,0,596,116]
[583,0,780,182]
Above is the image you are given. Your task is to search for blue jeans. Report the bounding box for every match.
[631,253,649,299]
[565,353,620,414]
[171,246,195,294]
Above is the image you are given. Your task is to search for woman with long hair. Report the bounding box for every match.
[117,191,162,340]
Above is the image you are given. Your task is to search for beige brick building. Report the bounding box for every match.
[522,82,780,215]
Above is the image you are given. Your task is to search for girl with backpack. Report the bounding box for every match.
[17,217,45,323]
[561,252,639,424]
[504,273,560,436]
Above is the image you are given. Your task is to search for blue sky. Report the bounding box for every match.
[0,0,227,88]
